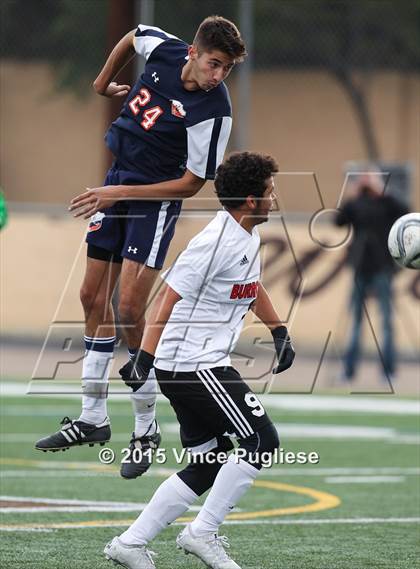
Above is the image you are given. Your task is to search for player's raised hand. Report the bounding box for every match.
[102,81,131,98]
[69,187,118,219]
[272,326,295,374]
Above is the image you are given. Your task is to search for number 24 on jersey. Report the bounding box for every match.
[128,88,163,131]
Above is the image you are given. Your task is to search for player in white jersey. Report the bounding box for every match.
[104,152,295,569]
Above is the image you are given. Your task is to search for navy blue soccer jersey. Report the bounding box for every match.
[105,25,233,183]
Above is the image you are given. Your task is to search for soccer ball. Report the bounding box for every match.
[387,213,420,269]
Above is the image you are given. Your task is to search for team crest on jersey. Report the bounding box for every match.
[170,99,186,118]
[88,212,105,232]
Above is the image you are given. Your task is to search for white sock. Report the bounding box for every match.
[131,372,158,437]
[189,454,259,537]
[79,336,115,425]
[119,474,198,546]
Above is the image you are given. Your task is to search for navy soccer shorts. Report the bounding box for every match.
[155,366,273,449]
[85,163,182,269]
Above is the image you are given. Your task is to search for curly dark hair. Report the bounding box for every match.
[194,15,247,61]
[215,152,278,209]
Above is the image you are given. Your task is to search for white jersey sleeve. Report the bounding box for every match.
[133,25,179,61]
[161,224,229,298]
[162,255,206,299]
[186,116,232,180]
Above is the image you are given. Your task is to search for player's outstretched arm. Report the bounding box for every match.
[142,284,182,355]
[69,170,205,218]
[93,30,135,97]
[251,283,295,373]
[251,283,282,330]
[119,283,181,390]
[119,169,206,200]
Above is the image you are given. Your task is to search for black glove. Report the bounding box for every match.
[119,350,154,392]
[272,326,295,374]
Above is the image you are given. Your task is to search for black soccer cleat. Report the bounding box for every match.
[120,420,161,479]
[35,416,111,452]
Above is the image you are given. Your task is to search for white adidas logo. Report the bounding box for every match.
[239,255,249,266]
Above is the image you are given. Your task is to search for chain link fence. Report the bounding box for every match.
[1,0,419,204]
[2,1,418,86]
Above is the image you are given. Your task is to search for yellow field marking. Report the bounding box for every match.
[0,478,341,530]
[177,480,340,522]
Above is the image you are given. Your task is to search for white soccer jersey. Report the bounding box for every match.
[154,210,261,372]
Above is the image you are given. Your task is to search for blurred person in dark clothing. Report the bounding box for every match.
[335,172,408,382]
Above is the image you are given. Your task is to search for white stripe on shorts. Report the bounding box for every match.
[197,370,253,438]
[147,201,170,268]
[203,369,255,436]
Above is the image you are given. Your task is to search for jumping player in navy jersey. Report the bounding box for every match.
[35,17,247,480]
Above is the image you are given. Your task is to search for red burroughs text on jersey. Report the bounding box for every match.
[230,281,259,300]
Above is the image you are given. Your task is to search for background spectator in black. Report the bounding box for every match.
[335,172,409,382]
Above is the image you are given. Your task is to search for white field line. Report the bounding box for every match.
[1,406,150,417]
[1,464,419,478]
[272,424,418,443]
[325,476,405,484]
[275,467,420,476]
[0,496,203,514]
[260,394,420,415]
[221,518,420,525]
[0,470,117,478]
[391,435,420,444]
[2,422,418,444]
[1,528,56,533]
[1,406,85,416]
[1,382,156,401]
[1,496,147,506]
[1,517,419,532]
[0,495,204,514]
[2,382,419,415]
[0,432,179,443]
[160,423,420,444]
[0,471,415,485]
[1,507,140,513]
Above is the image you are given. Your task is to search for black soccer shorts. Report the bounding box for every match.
[155,366,272,449]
